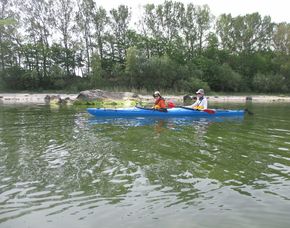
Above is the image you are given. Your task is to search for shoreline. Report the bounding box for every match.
[1,93,290,105]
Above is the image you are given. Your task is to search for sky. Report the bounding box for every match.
[97,0,290,24]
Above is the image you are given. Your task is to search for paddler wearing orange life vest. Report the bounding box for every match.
[153,91,167,110]
[187,89,208,110]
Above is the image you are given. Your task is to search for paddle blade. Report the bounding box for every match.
[203,109,216,114]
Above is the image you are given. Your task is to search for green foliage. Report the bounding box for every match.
[73,99,137,107]
[179,77,210,93]
[273,23,290,54]
[124,46,139,88]
[1,0,290,93]
[216,13,274,53]
[215,64,243,92]
[0,18,17,26]
[0,74,6,90]
[90,53,102,88]
[50,64,65,80]
[1,66,27,90]
[253,73,288,93]
[140,55,179,90]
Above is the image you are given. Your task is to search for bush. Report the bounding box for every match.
[1,66,27,90]
[253,73,288,93]
[0,73,7,90]
[178,77,210,93]
[207,63,243,92]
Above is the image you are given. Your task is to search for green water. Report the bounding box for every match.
[1,103,290,228]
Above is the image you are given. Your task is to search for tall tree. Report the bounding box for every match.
[273,22,290,54]
[76,0,94,76]
[21,0,54,80]
[181,4,213,58]
[109,5,131,63]
[92,6,108,61]
[141,3,165,56]
[216,13,274,53]
[180,3,198,59]
[195,5,213,55]
[52,0,75,77]
[141,1,185,57]
[0,0,18,70]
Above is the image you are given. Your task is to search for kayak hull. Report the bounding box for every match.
[87,107,245,118]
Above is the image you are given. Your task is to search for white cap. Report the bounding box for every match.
[196,89,204,94]
[153,91,161,96]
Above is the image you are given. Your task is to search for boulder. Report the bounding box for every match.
[246,96,252,101]
[44,95,67,104]
[183,94,197,105]
[50,95,62,104]
[76,89,140,102]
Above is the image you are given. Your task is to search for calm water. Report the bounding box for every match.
[1,103,290,228]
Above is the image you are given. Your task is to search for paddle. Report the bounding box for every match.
[135,106,168,112]
[244,108,254,115]
[176,106,216,114]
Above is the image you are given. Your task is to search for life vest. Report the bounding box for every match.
[154,97,166,109]
[167,101,175,108]
[193,96,207,110]
[193,105,204,110]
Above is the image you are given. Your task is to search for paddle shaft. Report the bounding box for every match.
[135,106,168,112]
[176,106,216,114]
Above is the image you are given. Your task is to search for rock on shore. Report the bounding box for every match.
[76,89,140,102]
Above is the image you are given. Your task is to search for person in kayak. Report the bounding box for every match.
[153,91,167,111]
[187,88,208,110]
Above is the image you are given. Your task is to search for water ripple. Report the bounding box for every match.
[1,105,290,227]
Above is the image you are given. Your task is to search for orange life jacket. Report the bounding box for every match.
[154,97,166,109]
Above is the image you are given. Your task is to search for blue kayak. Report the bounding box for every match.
[87,107,245,118]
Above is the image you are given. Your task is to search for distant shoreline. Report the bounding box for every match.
[1,93,290,105]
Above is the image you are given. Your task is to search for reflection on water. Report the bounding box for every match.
[0,104,290,228]
[88,115,245,126]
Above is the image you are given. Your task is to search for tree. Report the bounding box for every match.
[92,6,108,61]
[52,0,75,77]
[90,53,102,88]
[195,5,213,55]
[253,72,287,92]
[273,22,290,54]
[20,0,54,81]
[109,5,131,63]
[75,0,94,75]
[216,13,274,53]
[0,0,18,71]
[125,46,138,88]
[180,3,198,59]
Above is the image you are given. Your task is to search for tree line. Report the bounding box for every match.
[1,0,290,93]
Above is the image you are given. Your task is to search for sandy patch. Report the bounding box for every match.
[0,93,290,104]
[0,93,77,104]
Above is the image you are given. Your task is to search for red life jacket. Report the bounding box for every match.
[154,97,166,109]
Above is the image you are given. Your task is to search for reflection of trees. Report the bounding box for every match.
[1,105,289,219]
[107,120,218,206]
[0,105,138,209]
[109,117,290,202]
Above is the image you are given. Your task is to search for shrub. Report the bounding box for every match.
[253,73,288,93]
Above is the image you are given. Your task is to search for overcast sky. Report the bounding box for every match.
[97,0,290,24]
